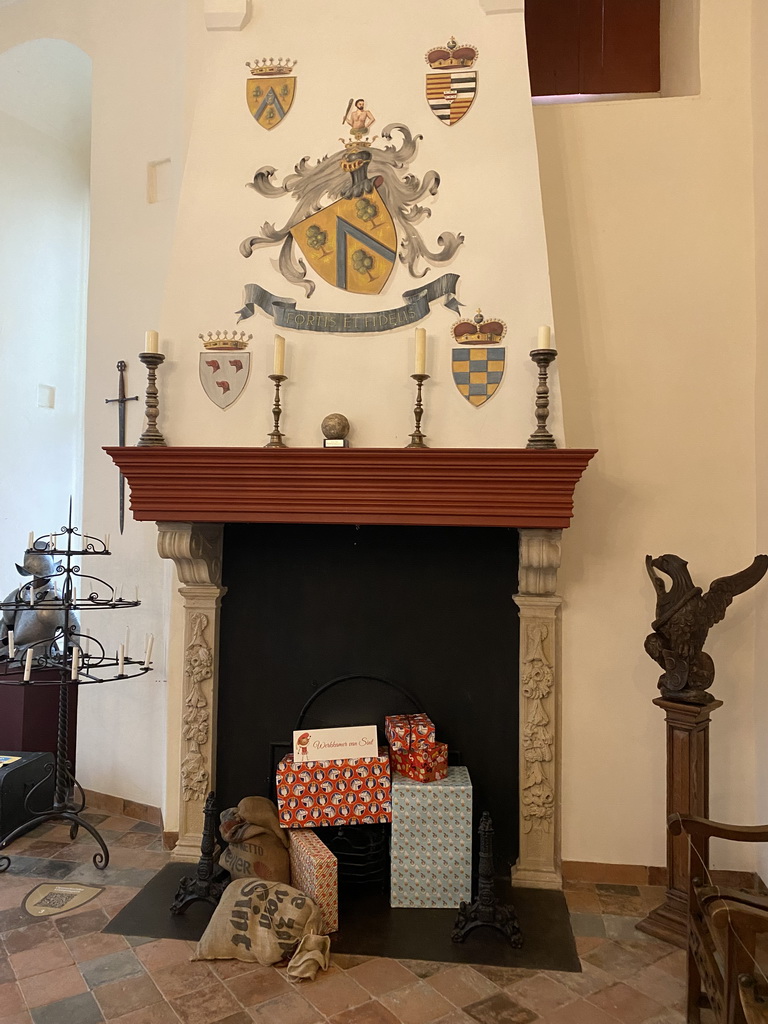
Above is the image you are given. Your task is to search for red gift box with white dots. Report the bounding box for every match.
[276,749,392,828]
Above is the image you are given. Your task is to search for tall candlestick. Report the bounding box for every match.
[144,633,154,667]
[273,335,286,376]
[124,627,130,657]
[27,532,34,550]
[145,330,159,354]
[118,644,125,675]
[415,328,427,375]
[537,325,552,349]
[105,534,110,551]
[23,648,33,682]
[71,647,80,681]
[8,630,14,659]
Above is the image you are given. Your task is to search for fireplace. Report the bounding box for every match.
[106,445,596,890]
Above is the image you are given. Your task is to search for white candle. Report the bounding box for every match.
[117,584,123,601]
[72,586,77,603]
[118,643,125,675]
[27,532,34,550]
[124,627,130,656]
[145,330,159,353]
[415,328,427,375]
[273,335,285,376]
[71,647,80,681]
[537,325,552,349]
[8,631,14,659]
[144,633,154,667]
[83,628,90,654]
[105,534,110,551]
[134,586,139,602]
[49,531,56,550]
[28,586,34,607]
[23,648,33,681]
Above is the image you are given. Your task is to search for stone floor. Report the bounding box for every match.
[0,812,698,1024]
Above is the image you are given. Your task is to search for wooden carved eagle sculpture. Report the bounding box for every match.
[644,553,768,704]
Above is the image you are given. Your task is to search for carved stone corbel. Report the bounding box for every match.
[157,523,227,861]
[512,527,562,889]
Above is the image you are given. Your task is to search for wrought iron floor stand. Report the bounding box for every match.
[0,681,109,871]
[452,811,523,947]
[170,791,230,914]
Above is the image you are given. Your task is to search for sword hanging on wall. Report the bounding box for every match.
[105,361,139,534]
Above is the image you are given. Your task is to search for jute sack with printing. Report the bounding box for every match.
[194,878,326,969]
[219,796,290,883]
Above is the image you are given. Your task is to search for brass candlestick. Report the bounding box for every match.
[137,352,167,447]
[526,349,557,450]
[406,373,430,448]
[265,374,288,448]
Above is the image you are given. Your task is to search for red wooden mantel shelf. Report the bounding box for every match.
[104,447,597,529]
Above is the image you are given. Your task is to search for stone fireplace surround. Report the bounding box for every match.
[107,446,595,890]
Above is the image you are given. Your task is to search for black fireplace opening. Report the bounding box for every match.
[217,522,520,869]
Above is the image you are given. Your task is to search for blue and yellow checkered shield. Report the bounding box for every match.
[452,347,505,407]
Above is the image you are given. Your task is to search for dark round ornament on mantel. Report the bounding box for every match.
[321,413,350,440]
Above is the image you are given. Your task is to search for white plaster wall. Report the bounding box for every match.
[534,0,759,870]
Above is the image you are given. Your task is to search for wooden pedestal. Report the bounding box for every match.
[636,697,722,947]
[0,673,77,767]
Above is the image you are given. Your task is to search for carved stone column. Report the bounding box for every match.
[512,528,562,889]
[157,522,227,862]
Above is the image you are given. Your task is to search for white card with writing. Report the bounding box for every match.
[293,725,378,763]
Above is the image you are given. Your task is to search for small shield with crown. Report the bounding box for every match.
[246,58,297,130]
[451,310,506,407]
[199,331,252,410]
[425,36,478,127]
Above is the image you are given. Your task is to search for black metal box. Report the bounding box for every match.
[0,751,55,840]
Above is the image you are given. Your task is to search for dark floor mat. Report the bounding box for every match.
[104,864,579,972]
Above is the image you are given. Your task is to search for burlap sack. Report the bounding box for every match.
[194,878,325,966]
[219,835,290,882]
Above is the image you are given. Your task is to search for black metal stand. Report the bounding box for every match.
[170,791,230,914]
[452,811,523,947]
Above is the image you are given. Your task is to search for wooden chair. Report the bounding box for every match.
[668,814,768,1024]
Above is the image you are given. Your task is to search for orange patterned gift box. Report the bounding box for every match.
[276,749,392,828]
[390,740,448,783]
[288,829,338,933]
[385,713,436,748]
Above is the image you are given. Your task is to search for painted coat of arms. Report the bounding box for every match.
[239,122,464,300]
[425,37,478,127]
[451,310,506,406]
[246,58,297,130]
[198,331,252,409]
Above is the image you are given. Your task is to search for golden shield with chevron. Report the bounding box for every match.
[425,36,478,127]
[452,346,505,406]
[246,59,297,131]
[291,186,397,295]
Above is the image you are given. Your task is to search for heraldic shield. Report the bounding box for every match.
[426,71,477,126]
[23,883,103,918]
[200,351,251,409]
[452,346,505,406]
[291,187,397,295]
[247,77,296,130]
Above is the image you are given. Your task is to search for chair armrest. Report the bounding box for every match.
[668,814,768,843]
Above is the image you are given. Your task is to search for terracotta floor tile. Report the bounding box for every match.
[0,881,34,913]
[224,965,292,1007]
[55,906,110,940]
[0,982,25,1017]
[569,912,607,938]
[587,981,664,1023]
[583,940,650,980]
[246,990,325,1023]
[216,1014,253,1024]
[302,968,369,1016]
[625,964,686,1009]
[348,957,420,996]
[574,936,605,955]
[96,817,141,834]
[427,966,500,1008]
[564,890,603,914]
[332,954,373,970]
[150,957,215,1000]
[507,973,575,1016]
[0,961,14,986]
[537,995,622,1024]
[0,1011,32,1024]
[30,990,105,1024]
[617,936,678,967]
[563,880,598,892]
[113,833,155,849]
[598,894,646,917]
[379,980,454,1024]
[2,921,58,955]
[104,848,168,871]
[135,937,192,971]
[430,1013,476,1024]
[111,1003,181,1024]
[328,998,402,1024]
[399,960,449,980]
[18,963,86,1008]
[9,936,74,979]
[209,959,261,981]
[605,915,649,942]
[549,960,613,997]
[92,972,164,1020]
[170,980,243,1024]
[462,991,539,1024]
[65,930,129,962]
[653,950,686,980]
[470,967,535,989]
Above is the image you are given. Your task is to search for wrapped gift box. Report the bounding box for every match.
[289,829,338,933]
[390,765,472,908]
[390,741,448,783]
[276,749,392,828]
[385,713,447,783]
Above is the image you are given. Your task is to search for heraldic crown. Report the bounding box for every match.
[246,58,297,76]
[453,310,507,345]
[199,331,252,351]
[426,36,478,69]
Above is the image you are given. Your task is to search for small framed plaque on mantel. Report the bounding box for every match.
[293,724,377,762]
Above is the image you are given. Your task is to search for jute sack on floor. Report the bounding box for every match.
[219,797,290,883]
[194,878,327,970]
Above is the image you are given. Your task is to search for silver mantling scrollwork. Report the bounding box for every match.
[520,621,554,833]
[181,612,213,801]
